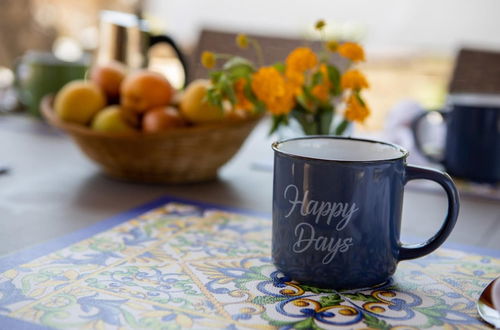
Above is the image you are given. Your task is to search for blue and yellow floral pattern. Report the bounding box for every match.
[0,201,498,329]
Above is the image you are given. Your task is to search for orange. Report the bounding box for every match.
[90,61,127,101]
[143,106,186,133]
[120,70,173,113]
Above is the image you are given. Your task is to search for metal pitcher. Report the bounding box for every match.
[96,10,187,88]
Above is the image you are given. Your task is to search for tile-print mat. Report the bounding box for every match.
[0,197,498,329]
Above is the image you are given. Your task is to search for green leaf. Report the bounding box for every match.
[354,90,366,106]
[269,115,287,135]
[223,57,254,80]
[312,71,324,86]
[343,292,379,303]
[209,71,223,83]
[319,293,344,307]
[317,106,333,135]
[326,64,341,95]
[273,62,285,73]
[223,56,254,70]
[291,110,317,135]
[334,119,350,136]
[206,88,223,109]
[217,75,237,104]
[363,313,392,330]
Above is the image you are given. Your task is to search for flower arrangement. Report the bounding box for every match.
[201,20,370,135]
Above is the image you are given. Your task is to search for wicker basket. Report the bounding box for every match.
[41,96,261,184]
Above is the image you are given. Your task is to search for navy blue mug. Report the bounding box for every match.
[272,137,459,289]
[412,95,500,183]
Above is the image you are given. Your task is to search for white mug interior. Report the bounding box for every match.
[275,137,407,162]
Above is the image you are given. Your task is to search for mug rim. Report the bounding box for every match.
[272,136,409,164]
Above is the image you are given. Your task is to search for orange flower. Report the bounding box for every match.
[312,84,329,102]
[311,64,331,102]
[285,69,304,96]
[285,47,318,73]
[344,94,370,123]
[251,67,295,115]
[234,78,253,111]
[341,69,369,90]
[338,42,365,62]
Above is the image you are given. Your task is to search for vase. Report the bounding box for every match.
[277,113,354,140]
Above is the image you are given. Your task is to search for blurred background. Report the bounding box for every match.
[2,0,500,131]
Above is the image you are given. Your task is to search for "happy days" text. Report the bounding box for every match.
[284,184,359,231]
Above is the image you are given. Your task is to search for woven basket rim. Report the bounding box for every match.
[41,95,263,140]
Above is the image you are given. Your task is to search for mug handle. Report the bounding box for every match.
[398,165,460,260]
[149,34,189,87]
[411,110,448,164]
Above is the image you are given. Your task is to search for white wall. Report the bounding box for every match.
[145,0,500,54]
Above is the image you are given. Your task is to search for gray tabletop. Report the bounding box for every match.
[1,114,499,257]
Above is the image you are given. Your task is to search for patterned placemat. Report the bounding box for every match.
[0,197,498,329]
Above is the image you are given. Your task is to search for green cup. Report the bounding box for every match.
[15,52,89,117]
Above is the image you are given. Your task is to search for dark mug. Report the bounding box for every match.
[412,95,500,183]
[272,137,459,289]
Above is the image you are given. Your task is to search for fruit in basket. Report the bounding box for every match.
[121,71,173,113]
[54,81,106,124]
[91,106,136,134]
[143,106,186,133]
[179,79,224,123]
[120,106,141,128]
[90,61,127,102]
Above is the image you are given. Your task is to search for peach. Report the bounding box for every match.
[90,61,127,102]
[91,106,136,134]
[143,106,186,133]
[179,79,224,123]
[120,70,173,113]
[54,80,106,124]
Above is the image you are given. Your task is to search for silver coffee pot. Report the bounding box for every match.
[96,10,187,88]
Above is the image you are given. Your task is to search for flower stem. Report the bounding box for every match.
[251,39,264,67]
[335,119,350,136]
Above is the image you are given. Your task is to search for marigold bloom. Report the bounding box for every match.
[312,64,331,102]
[338,42,365,62]
[251,67,295,115]
[285,47,318,73]
[341,69,369,90]
[326,40,338,52]
[234,78,253,111]
[285,69,304,96]
[312,84,329,102]
[201,51,216,69]
[236,34,249,49]
[344,94,370,123]
[315,20,326,31]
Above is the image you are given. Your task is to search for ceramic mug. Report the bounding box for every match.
[412,94,500,183]
[15,51,89,117]
[272,137,459,289]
